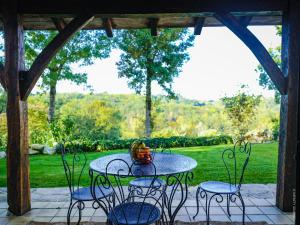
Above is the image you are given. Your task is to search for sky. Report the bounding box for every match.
[51,26,281,101]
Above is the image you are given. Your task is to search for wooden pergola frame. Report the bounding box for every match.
[0,1,299,223]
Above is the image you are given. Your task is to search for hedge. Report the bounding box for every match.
[63,135,233,152]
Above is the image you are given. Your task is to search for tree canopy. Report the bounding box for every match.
[222,86,261,139]
[25,30,113,121]
[115,28,195,137]
[256,26,281,103]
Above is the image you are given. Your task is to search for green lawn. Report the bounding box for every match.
[0,142,278,187]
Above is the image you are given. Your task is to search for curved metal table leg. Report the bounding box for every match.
[165,171,194,225]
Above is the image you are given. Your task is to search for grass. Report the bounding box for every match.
[0,142,278,187]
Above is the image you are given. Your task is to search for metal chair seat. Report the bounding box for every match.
[129,177,166,188]
[108,202,161,225]
[200,181,239,194]
[72,186,113,201]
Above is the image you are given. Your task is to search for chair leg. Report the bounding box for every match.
[226,194,231,217]
[193,186,201,220]
[238,192,245,225]
[77,201,84,225]
[67,201,73,225]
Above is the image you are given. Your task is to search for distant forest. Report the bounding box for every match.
[0,92,279,148]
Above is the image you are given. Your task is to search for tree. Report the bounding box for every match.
[59,99,122,141]
[115,28,194,137]
[222,86,261,139]
[256,26,281,103]
[25,30,112,122]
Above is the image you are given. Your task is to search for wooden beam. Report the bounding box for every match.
[149,18,159,36]
[238,16,252,27]
[51,18,67,31]
[0,63,6,89]
[15,0,286,14]
[20,14,94,100]
[277,0,300,213]
[102,18,113,38]
[2,3,30,215]
[194,17,205,35]
[215,12,287,95]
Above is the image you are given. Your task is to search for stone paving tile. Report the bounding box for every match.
[206,206,225,215]
[6,216,52,225]
[266,198,276,205]
[240,198,255,206]
[244,206,264,215]
[80,208,96,217]
[90,216,107,222]
[23,208,58,217]
[218,200,238,207]
[199,199,220,207]
[31,202,50,209]
[247,214,274,224]
[55,208,77,217]
[191,215,207,222]
[0,208,8,216]
[267,214,294,224]
[285,213,295,221]
[171,207,188,216]
[229,215,251,222]
[50,216,68,222]
[70,216,91,223]
[0,185,296,225]
[184,199,198,207]
[249,198,273,206]
[0,202,8,209]
[175,215,191,222]
[185,206,206,216]
[93,209,107,217]
[221,206,243,215]
[0,217,10,225]
[259,206,284,215]
[44,202,65,209]
[209,214,231,222]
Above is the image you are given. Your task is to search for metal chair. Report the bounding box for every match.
[91,158,167,225]
[128,144,171,198]
[60,143,113,225]
[193,141,252,225]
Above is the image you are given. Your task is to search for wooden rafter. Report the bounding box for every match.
[102,18,113,38]
[51,18,67,31]
[215,12,287,95]
[15,0,285,14]
[19,14,94,100]
[194,17,205,35]
[0,63,6,89]
[238,16,252,27]
[149,18,159,36]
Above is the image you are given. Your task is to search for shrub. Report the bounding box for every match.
[61,135,233,152]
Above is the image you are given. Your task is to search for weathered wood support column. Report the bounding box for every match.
[2,4,31,215]
[277,0,300,213]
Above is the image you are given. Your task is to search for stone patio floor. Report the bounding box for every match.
[0,184,295,225]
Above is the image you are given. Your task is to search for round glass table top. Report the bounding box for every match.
[90,153,197,176]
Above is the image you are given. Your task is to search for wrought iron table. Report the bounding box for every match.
[89,152,197,224]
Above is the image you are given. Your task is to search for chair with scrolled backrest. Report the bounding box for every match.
[91,159,167,225]
[193,141,252,225]
[61,142,113,225]
[128,140,171,201]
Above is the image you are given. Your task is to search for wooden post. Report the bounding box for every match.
[277,0,300,213]
[3,4,31,215]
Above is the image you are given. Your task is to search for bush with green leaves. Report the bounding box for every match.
[60,135,233,152]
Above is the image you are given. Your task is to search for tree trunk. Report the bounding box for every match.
[145,74,152,138]
[48,81,57,122]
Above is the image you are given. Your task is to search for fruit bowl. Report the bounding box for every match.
[130,141,153,164]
